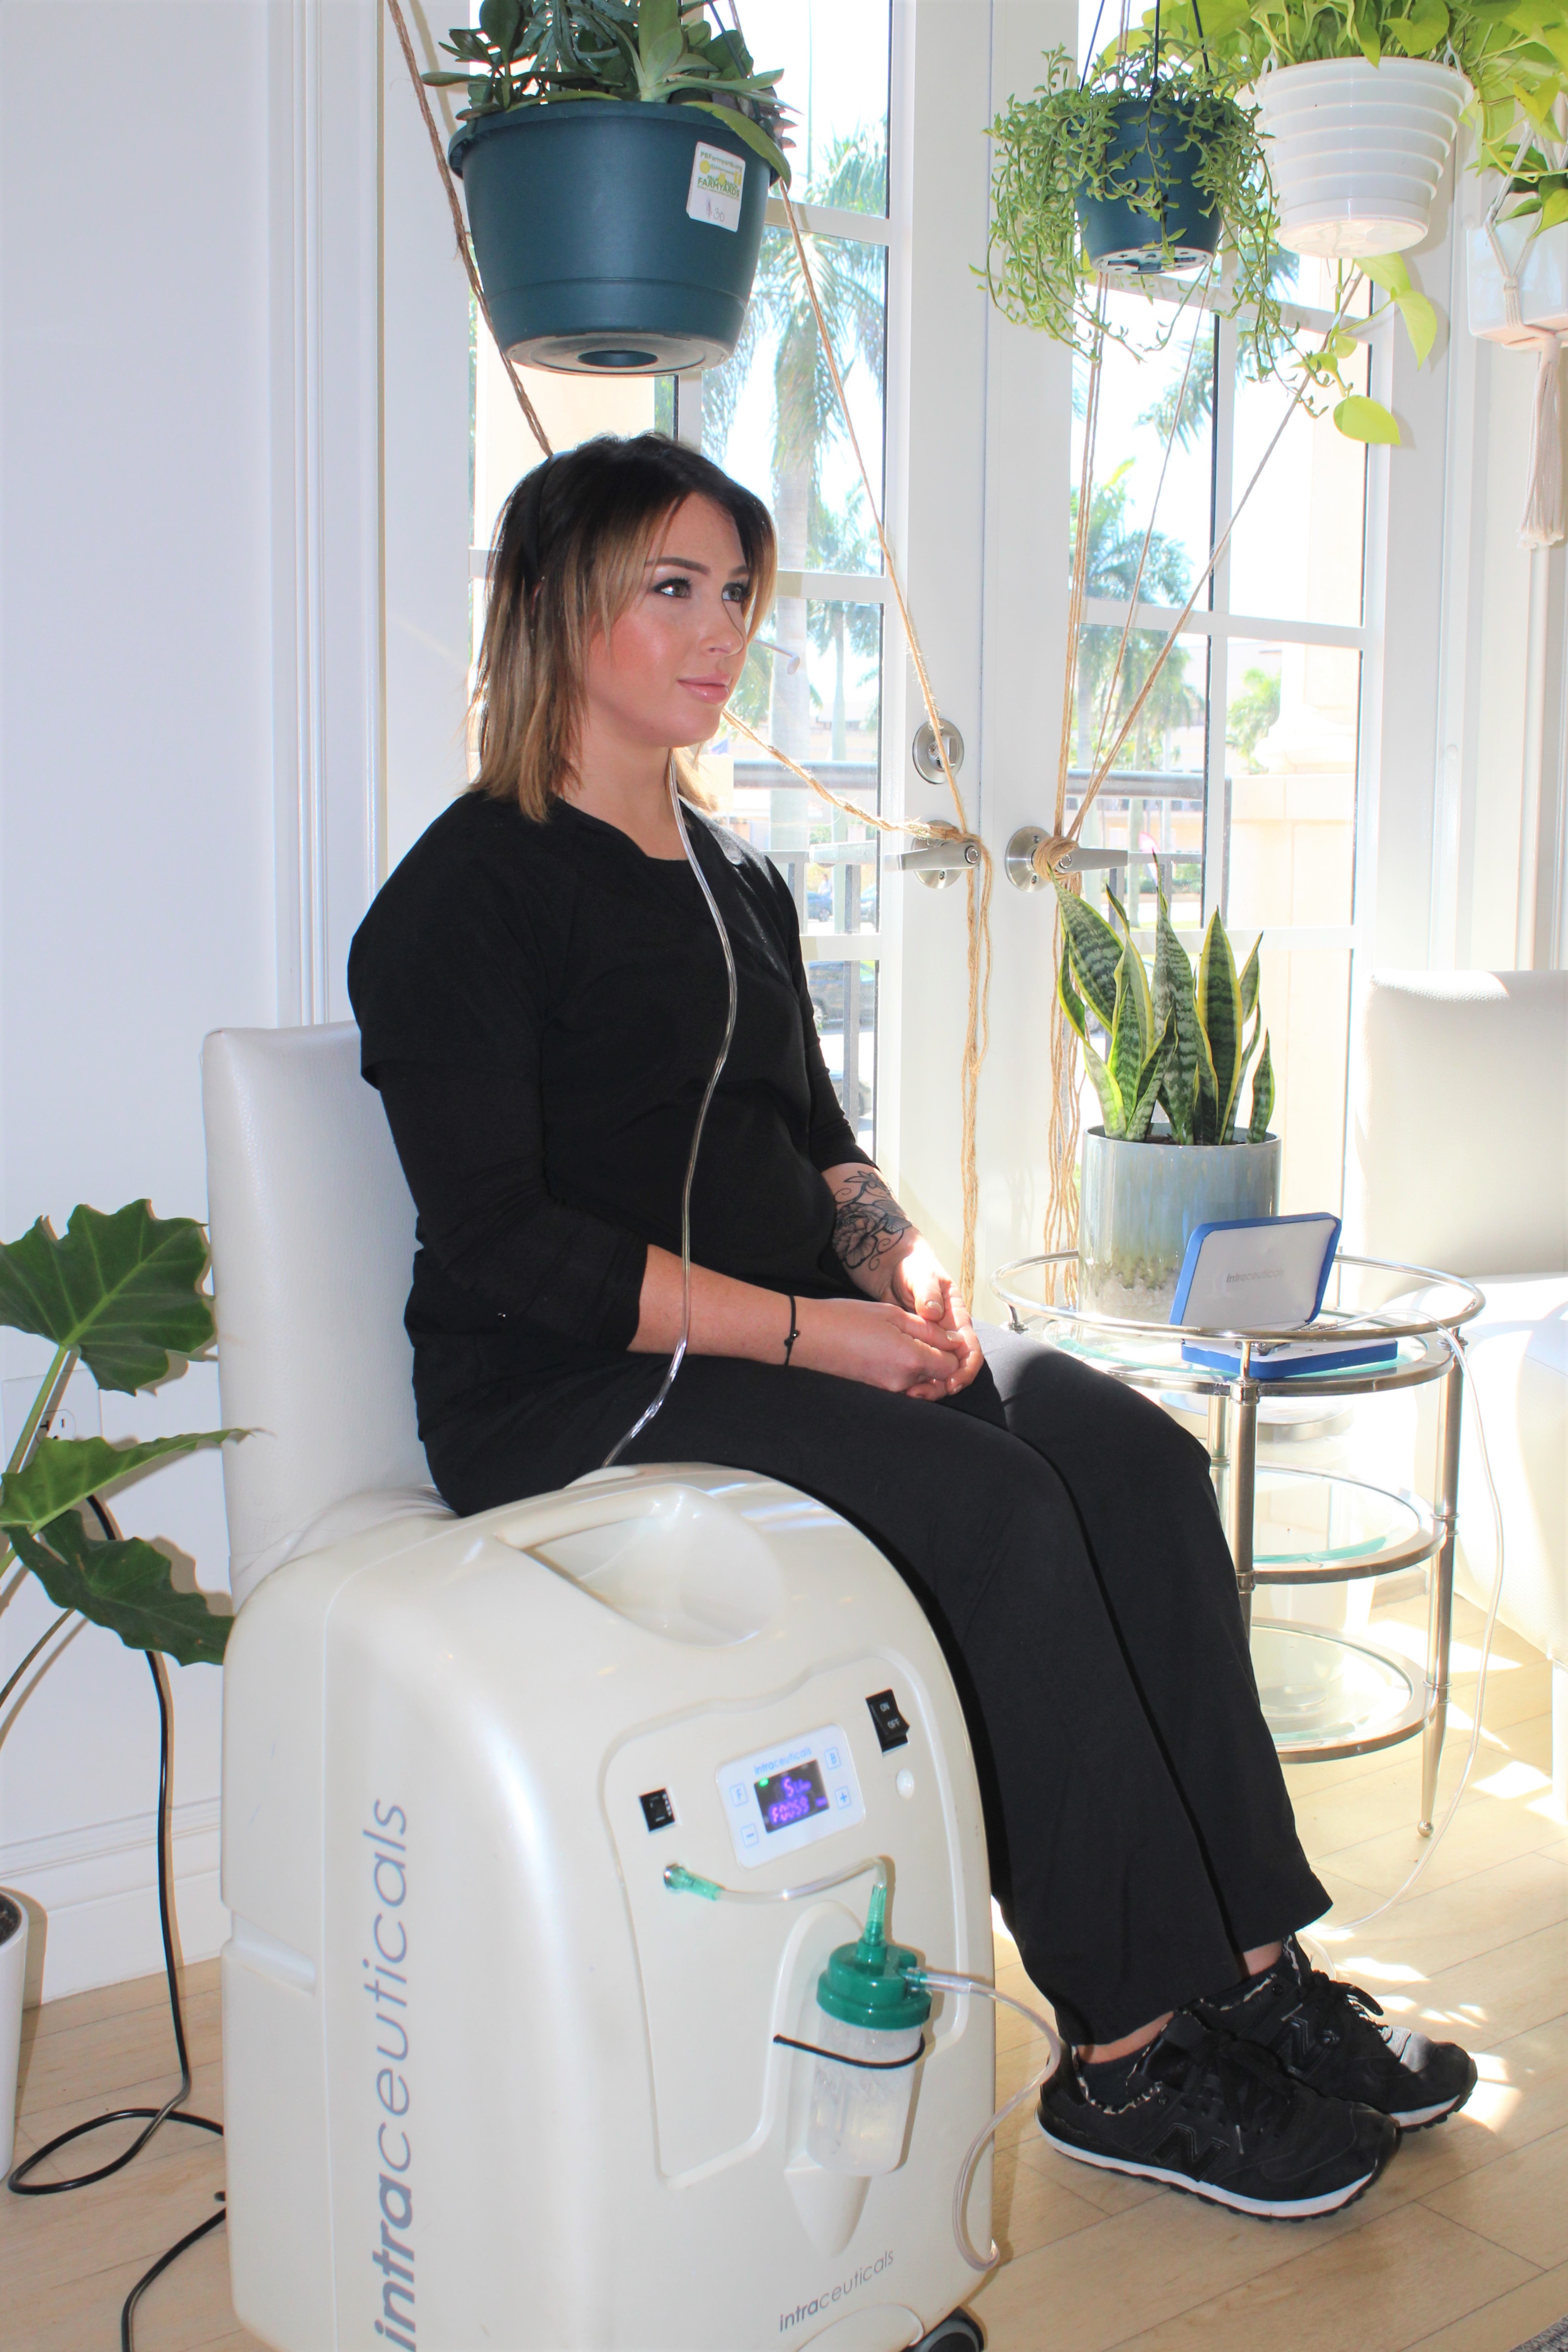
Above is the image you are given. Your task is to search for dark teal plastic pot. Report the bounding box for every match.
[449,101,772,374]
[1076,95,1220,276]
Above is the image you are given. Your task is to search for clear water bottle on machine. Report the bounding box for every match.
[806,1886,931,2175]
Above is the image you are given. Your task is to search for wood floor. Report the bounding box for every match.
[4,1590,1565,2352]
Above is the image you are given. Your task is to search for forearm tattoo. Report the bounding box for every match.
[831,1166,913,1280]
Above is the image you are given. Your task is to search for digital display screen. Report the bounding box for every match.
[756,1757,829,1833]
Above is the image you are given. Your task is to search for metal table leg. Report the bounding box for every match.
[1226,1379,1260,1637]
[1421,1350,1464,1835]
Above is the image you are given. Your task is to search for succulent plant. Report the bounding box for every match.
[1054,881,1274,1146]
[424,0,792,181]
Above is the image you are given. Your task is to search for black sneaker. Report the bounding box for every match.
[1037,2010,1398,2219]
[1194,1937,1478,2130]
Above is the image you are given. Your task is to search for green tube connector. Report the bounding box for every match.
[663,1862,722,1900]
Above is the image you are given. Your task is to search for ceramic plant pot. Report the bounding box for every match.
[1078,1126,1282,1320]
[0,1892,26,2177]
[1253,57,1467,260]
[1076,94,1221,275]
[450,100,773,373]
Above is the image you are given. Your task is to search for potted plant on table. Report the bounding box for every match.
[0,1201,236,2175]
[986,38,1285,360]
[1150,0,1568,260]
[1053,884,1278,1318]
[424,0,792,374]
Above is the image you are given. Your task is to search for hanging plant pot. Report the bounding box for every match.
[0,1892,25,2176]
[1253,59,1467,260]
[449,102,773,375]
[1469,209,1568,342]
[1079,1128,1282,1319]
[1076,94,1222,275]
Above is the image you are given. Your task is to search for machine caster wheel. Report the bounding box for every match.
[913,2315,984,2352]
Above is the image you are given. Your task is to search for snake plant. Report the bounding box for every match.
[1054,881,1274,1146]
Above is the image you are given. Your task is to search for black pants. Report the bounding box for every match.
[424,1325,1328,2045]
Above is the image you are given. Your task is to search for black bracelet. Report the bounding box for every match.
[782,1294,799,1366]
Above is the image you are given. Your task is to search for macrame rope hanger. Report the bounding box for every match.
[1484,123,1568,550]
[384,0,995,1301]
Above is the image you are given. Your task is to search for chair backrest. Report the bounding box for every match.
[1345,969,1568,1277]
[202,1024,431,1607]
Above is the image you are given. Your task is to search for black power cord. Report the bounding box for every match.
[6,1496,226,2350]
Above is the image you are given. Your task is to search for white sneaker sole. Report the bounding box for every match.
[1038,2124,1383,2218]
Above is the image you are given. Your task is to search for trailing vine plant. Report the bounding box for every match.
[986,44,1285,365]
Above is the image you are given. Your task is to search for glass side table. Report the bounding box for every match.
[990,1251,1485,1834]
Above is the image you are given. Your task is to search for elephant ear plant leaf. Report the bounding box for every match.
[0,1202,242,1698]
[1054,880,1274,1147]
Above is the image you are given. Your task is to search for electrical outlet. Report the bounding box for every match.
[2,1367,102,1455]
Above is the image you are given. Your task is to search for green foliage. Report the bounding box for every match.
[0,1432,239,1536]
[0,1201,213,1394]
[10,1514,229,1672]
[1144,0,1568,203]
[1054,883,1274,1145]
[0,1200,238,1674]
[1226,664,1281,767]
[986,48,1283,366]
[424,0,792,180]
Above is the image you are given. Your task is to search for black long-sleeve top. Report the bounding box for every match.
[347,790,870,1409]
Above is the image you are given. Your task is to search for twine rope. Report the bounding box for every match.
[384,0,553,458]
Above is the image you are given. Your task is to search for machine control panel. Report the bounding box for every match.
[714,1722,864,1867]
[639,1788,676,1832]
[866,1689,911,1751]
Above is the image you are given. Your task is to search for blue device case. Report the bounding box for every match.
[1170,1214,1398,1380]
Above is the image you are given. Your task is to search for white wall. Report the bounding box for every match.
[0,0,469,2000]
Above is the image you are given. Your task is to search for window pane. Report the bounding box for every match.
[1257,947,1353,1215]
[1073,294,1215,607]
[472,338,671,556]
[703,227,886,570]
[1227,350,1368,627]
[739,0,891,214]
[806,958,878,1149]
[1225,638,1360,931]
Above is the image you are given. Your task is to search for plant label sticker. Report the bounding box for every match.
[688,142,745,232]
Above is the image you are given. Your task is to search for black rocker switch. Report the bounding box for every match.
[866,1690,910,1752]
[639,1788,676,1832]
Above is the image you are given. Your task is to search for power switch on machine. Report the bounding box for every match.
[866,1690,910,1752]
[639,1789,676,1832]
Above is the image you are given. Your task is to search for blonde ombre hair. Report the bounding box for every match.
[471,433,777,820]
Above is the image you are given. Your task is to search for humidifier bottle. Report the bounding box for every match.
[806,1885,931,2175]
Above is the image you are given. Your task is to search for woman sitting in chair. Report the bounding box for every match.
[348,432,1473,2219]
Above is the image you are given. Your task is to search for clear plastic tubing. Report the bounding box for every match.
[601,759,739,1470]
[664,1863,1063,2276]
[911,1971,1063,2274]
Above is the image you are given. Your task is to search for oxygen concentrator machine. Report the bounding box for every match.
[206,1025,998,2352]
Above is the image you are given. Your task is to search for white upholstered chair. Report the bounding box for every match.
[201,1024,452,1609]
[1344,970,1568,1812]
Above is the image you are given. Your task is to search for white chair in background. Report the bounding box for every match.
[1344,969,1568,1814]
[200,1024,451,1610]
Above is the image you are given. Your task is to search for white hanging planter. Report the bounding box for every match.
[1469,205,1568,548]
[1253,57,1468,260]
[1469,209,1568,342]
